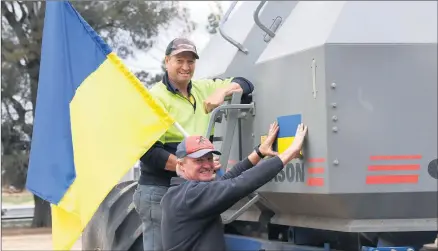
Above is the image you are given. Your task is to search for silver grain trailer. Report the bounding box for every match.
[82,1,438,250]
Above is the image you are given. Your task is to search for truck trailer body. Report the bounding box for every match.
[82,1,438,250]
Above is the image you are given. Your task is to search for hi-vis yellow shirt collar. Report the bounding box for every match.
[149,75,234,144]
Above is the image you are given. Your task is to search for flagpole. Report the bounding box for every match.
[173,121,190,138]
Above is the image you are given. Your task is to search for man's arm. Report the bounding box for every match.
[202,77,254,113]
[140,141,177,171]
[220,123,278,180]
[219,158,254,180]
[185,156,284,218]
[230,77,254,96]
[185,123,307,218]
[205,77,254,96]
[139,91,179,172]
[220,149,270,180]
[217,77,254,97]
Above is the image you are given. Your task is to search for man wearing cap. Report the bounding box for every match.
[160,122,308,251]
[133,37,255,251]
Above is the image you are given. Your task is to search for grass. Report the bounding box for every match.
[2,190,34,205]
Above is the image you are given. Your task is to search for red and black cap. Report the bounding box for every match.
[175,136,221,158]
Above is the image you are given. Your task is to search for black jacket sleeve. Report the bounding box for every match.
[220,158,254,180]
[140,141,171,170]
[184,156,284,218]
[231,77,254,95]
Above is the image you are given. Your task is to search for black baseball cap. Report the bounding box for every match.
[165,38,199,59]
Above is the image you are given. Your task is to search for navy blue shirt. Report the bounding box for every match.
[160,156,284,251]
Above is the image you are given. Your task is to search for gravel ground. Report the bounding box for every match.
[2,228,82,250]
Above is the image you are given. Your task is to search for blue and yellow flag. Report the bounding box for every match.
[26,2,174,250]
[276,114,302,154]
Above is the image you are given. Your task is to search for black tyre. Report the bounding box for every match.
[82,180,143,251]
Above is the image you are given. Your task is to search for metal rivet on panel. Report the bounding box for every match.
[331,82,336,89]
[333,159,339,165]
[331,103,337,108]
[332,116,338,122]
[332,126,338,132]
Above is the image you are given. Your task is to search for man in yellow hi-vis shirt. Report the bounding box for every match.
[133,37,255,251]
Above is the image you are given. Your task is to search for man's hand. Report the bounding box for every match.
[288,123,307,158]
[213,156,221,170]
[278,123,308,165]
[203,91,226,113]
[259,121,279,157]
[203,83,243,113]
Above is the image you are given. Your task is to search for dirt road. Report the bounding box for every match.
[2,228,82,250]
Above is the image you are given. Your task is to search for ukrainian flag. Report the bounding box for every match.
[276,114,302,154]
[25,2,174,250]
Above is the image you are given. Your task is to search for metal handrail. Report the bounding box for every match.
[253,1,275,38]
[204,103,255,139]
[218,1,249,54]
[205,94,258,224]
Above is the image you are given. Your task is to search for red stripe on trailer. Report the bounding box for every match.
[307,177,324,186]
[308,167,324,174]
[370,155,422,160]
[307,158,325,163]
[366,175,419,184]
[368,164,420,171]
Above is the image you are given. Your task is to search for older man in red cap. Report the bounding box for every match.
[160,122,308,251]
[133,37,255,251]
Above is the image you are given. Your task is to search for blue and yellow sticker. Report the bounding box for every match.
[277,114,301,154]
[260,114,302,154]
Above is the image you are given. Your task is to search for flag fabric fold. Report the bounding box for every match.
[26,1,174,249]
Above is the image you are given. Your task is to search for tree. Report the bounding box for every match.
[1,1,195,228]
[206,1,224,34]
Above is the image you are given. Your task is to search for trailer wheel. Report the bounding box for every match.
[82,180,143,251]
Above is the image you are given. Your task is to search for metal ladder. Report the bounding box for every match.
[204,92,274,227]
[205,91,253,172]
[205,0,285,229]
